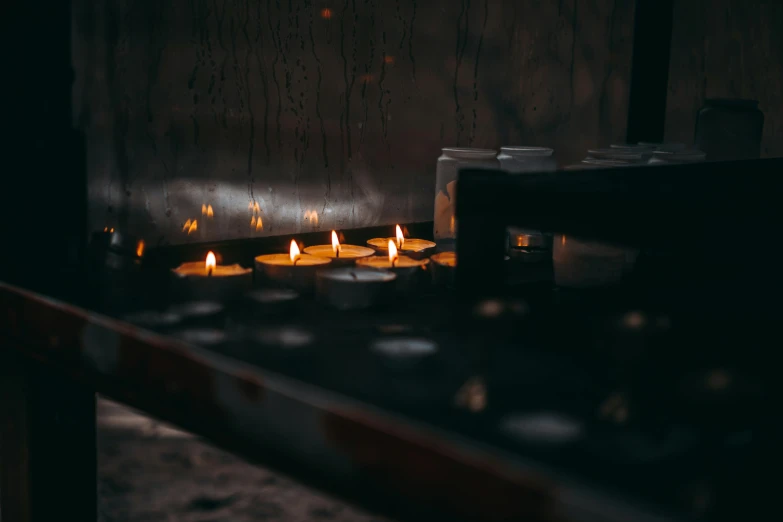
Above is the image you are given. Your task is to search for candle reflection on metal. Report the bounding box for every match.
[304,209,319,228]
[182,219,198,234]
[249,201,263,231]
[250,215,263,231]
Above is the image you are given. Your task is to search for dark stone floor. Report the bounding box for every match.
[97,398,386,522]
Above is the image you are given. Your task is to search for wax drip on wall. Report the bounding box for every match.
[265,0,283,150]
[358,0,376,156]
[248,0,271,165]
[408,0,417,84]
[306,0,330,180]
[453,0,472,146]
[469,0,489,146]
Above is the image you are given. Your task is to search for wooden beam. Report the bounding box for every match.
[1,352,96,522]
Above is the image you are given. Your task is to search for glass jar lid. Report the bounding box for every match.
[499,146,554,157]
[441,147,498,159]
[652,149,706,163]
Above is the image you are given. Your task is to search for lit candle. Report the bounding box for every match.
[255,239,332,293]
[430,251,457,287]
[356,240,429,292]
[303,230,375,266]
[171,251,252,302]
[367,225,436,260]
[316,267,397,310]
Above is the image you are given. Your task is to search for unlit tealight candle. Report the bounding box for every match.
[370,337,438,371]
[316,267,396,310]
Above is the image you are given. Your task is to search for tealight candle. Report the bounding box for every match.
[367,225,436,260]
[304,230,375,266]
[171,251,252,302]
[255,240,332,294]
[123,310,183,333]
[316,267,397,310]
[240,288,300,320]
[430,251,457,287]
[167,301,226,328]
[370,337,439,372]
[356,240,429,292]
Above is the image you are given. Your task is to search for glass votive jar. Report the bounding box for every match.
[695,99,764,161]
[433,148,499,251]
[497,146,557,262]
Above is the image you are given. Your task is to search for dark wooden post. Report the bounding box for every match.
[626,0,675,144]
[1,351,97,522]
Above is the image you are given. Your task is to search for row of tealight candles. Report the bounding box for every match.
[171,226,456,310]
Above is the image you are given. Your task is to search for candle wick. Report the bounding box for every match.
[293,255,300,266]
[207,267,213,276]
[392,257,398,268]
[335,246,340,258]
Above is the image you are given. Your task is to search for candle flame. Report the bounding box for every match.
[388,240,399,264]
[136,240,145,258]
[205,251,216,272]
[289,240,301,263]
[395,224,404,248]
[331,230,341,254]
